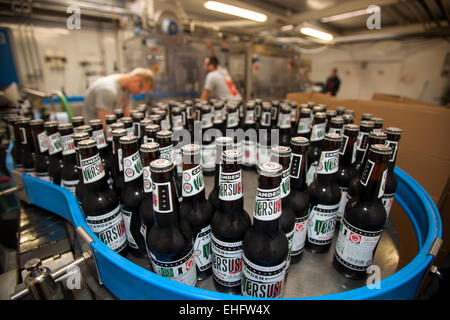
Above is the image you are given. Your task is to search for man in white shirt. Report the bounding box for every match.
[201,56,242,102]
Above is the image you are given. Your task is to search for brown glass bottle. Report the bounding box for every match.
[180,144,215,280]
[354,121,375,172]
[148,159,197,286]
[288,137,310,263]
[139,119,152,145]
[336,106,346,116]
[306,112,327,186]
[372,117,384,132]
[105,114,117,147]
[145,124,160,144]
[79,139,127,255]
[30,119,51,182]
[270,146,295,270]
[119,135,146,257]
[278,104,292,147]
[71,116,85,128]
[89,119,113,185]
[44,121,63,185]
[211,150,251,294]
[241,162,288,298]
[120,117,134,136]
[329,116,344,136]
[111,128,127,196]
[139,142,160,255]
[296,107,312,139]
[73,131,90,206]
[333,144,392,280]
[59,123,79,196]
[114,108,124,119]
[157,130,181,199]
[17,118,35,176]
[383,127,402,218]
[208,136,233,211]
[306,133,342,254]
[326,110,337,133]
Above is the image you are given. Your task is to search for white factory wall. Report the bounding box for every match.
[303,39,450,105]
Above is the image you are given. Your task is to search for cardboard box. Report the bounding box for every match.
[372,93,444,108]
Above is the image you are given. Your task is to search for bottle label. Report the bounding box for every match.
[182,165,205,197]
[117,148,123,172]
[280,168,291,198]
[386,140,398,163]
[257,144,271,165]
[150,248,197,286]
[297,117,310,134]
[285,226,294,270]
[106,124,113,142]
[339,135,348,155]
[241,255,286,298]
[152,181,173,213]
[37,131,49,153]
[243,140,257,165]
[19,127,27,144]
[219,170,243,201]
[201,113,213,128]
[254,187,281,221]
[356,131,369,152]
[123,151,143,182]
[160,145,175,162]
[317,149,339,175]
[290,108,297,123]
[382,193,395,217]
[121,208,138,249]
[143,166,152,193]
[211,235,243,287]
[290,153,302,179]
[227,111,239,128]
[260,111,271,127]
[310,123,326,141]
[92,129,108,149]
[126,127,134,136]
[214,109,224,124]
[337,187,349,220]
[133,122,141,138]
[172,115,183,131]
[360,160,374,186]
[329,127,343,136]
[47,132,63,155]
[279,113,291,129]
[202,143,216,170]
[307,203,339,245]
[81,154,105,184]
[194,225,212,272]
[306,161,318,186]
[85,205,127,252]
[291,215,308,256]
[245,110,255,124]
[379,168,388,199]
[61,179,79,196]
[175,148,183,175]
[334,218,382,271]
[61,134,76,155]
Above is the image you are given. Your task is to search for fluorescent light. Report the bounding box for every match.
[300,27,334,41]
[281,24,294,31]
[320,9,369,23]
[204,1,267,22]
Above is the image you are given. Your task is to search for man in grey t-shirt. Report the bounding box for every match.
[201,56,241,102]
[83,68,153,122]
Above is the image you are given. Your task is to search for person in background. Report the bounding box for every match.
[201,40,242,102]
[324,68,341,96]
[83,68,153,123]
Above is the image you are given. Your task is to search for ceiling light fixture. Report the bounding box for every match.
[204,1,267,22]
[300,27,334,41]
[320,9,369,23]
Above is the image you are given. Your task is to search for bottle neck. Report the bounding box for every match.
[386,138,399,169]
[80,152,108,191]
[316,147,339,183]
[359,159,388,201]
[340,134,357,167]
[153,178,180,228]
[218,167,244,214]
[290,151,307,191]
[182,164,206,202]
[122,150,143,185]
[253,185,282,236]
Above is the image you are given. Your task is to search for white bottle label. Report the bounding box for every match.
[337,187,349,220]
[334,219,382,271]
[241,255,286,298]
[260,111,271,127]
[280,168,291,198]
[279,113,291,129]
[306,161,318,186]
[61,134,76,155]
[317,149,339,175]
[219,170,243,201]
[121,208,138,249]
[61,179,79,196]
[386,140,398,163]
[194,225,212,272]
[201,113,213,128]
[201,143,216,170]
[106,124,113,142]
[211,235,243,287]
[143,166,152,193]
[297,117,310,134]
[152,181,173,213]
[150,248,197,286]
[47,132,63,155]
[243,140,257,166]
[92,129,108,149]
[382,193,395,217]
[379,168,388,199]
[290,153,302,179]
[291,215,308,256]
[172,115,183,131]
[356,131,369,152]
[254,187,281,221]
[85,205,127,252]
[214,109,224,124]
[227,111,239,128]
[310,123,326,142]
[81,154,105,184]
[182,164,205,197]
[37,131,49,153]
[123,151,143,182]
[160,145,175,162]
[245,110,255,124]
[307,203,339,245]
